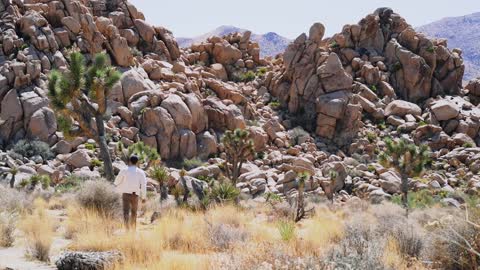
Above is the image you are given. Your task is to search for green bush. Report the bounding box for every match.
[149,165,169,184]
[370,85,377,92]
[90,159,103,168]
[181,158,204,170]
[19,175,51,190]
[210,181,240,203]
[391,190,439,209]
[55,175,83,193]
[84,143,96,151]
[256,67,268,77]
[240,71,256,82]
[366,132,377,143]
[10,140,54,161]
[463,142,474,148]
[277,220,296,242]
[268,100,281,109]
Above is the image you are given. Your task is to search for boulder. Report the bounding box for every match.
[66,149,92,169]
[385,100,422,117]
[160,94,192,130]
[212,41,242,65]
[56,251,123,270]
[431,100,460,121]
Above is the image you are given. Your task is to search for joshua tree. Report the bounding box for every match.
[378,137,430,216]
[48,52,121,181]
[294,172,314,222]
[221,128,255,183]
[2,166,18,188]
[149,164,169,201]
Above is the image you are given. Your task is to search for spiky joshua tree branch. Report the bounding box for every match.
[48,52,121,181]
[221,129,255,184]
[378,137,431,217]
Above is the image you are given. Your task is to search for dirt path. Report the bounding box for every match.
[0,210,70,270]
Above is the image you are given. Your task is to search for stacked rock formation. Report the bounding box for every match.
[266,8,465,145]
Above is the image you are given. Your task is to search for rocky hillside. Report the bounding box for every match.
[177,25,291,58]
[0,0,479,209]
[417,12,480,81]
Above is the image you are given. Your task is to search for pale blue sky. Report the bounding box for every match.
[130,0,480,38]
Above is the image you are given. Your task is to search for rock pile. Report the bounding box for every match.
[266,8,464,145]
[0,1,479,208]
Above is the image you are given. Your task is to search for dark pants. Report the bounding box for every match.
[122,193,139,230]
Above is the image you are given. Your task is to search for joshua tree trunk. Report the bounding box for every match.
[180,175,189,202]
[295,178,305,222]
[9,175,15,188]
[95,114,114,181]
[400,172,409,217]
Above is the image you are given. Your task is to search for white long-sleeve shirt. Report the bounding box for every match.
[114,166,147,200]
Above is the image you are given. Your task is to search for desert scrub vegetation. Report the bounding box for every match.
[9,139,54,161]
[19,199,55,262]
[75,179,121,217]
[0,211,17,247]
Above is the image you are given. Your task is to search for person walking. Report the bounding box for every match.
[114,155,147,230]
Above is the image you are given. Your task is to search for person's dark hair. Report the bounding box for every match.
[129,155,139,165]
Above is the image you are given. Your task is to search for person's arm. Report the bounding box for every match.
[114,170,124,186]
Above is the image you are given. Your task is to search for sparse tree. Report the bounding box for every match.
[378,137,430,216]
[221,129,255,183]
[48,52,121,181]
[294,172,314,222]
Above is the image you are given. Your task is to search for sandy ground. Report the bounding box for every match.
[0,210,69,270]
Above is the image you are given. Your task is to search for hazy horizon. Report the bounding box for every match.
[130,0,480,39]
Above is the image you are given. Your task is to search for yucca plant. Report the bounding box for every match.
[2,166,18,189]
[149,165,169,200]
[221,129,255,183]
[48,52,121,181]
[210,181,240,204]
[118,141,160,170]
[378,137,431,216]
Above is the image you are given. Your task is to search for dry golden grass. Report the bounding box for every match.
[19,199,55,262]
[298,209,344,256]
[61,201,440,269]
[114,251,210,270]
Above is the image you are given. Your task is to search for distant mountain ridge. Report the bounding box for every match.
[177,25,291,57]
[417,12,480,82]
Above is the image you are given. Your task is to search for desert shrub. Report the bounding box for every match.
[278,220,296,242]
[391,190,439,209]
[206,223,248,250]
[0,212,17,247]
[324,215,385,270]
[210,181,240,204]
[75,179,121,217]
[9,140,54,161]
[373,203,425,259]
[90,158,103,168]
[240,71,256,82]
[0,186,32,213]
[55,175,84,193]
[19,200,54,262]
[430,213,480,269]
[463,142,475,148]
[256,67,268,77]
[21,174,51,190]
[288,127,310,145]
[149,165,169,184]
[181,158,204,170]
[366,131,377,143]
[268,100,281,109]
